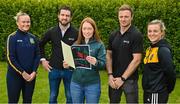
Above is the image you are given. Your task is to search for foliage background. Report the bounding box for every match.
[0,0,180,103]
[0,0,179,69]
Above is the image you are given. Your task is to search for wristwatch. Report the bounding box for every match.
[120,76,126,82]
[108,73,113,76]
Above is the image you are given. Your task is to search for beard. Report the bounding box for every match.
[59,20,70,26]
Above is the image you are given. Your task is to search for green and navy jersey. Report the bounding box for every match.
[71,38,106,86]
[6,29,40,75]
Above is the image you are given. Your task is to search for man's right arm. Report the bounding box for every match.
[106,50,116,89]
[39,30,52,71]
[39,30,51,59]
[106,50,113,74]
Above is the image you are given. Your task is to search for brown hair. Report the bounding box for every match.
[58,5,72,16]
[118,4,133,17]
[76,17,101,44]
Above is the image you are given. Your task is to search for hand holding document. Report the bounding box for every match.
[61,41,75,69]
[61,41,91,70]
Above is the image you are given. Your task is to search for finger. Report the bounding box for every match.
[28,75,35,81]
[63,61,67,64]
[48,65,52,69]
[110,82,116,89]
[117,85,120,89]
[44,67,50,72]
[48,68,51,72]
[112,82,117,89]
[27,78,32,82]
[47,68,51,72]
[24,76,30,81]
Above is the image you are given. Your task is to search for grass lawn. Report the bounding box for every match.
[0,61,180,103]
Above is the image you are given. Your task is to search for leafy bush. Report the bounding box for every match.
[0,0,179,71]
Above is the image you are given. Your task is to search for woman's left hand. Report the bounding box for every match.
[27,71,36,82]
[86,56,97,65]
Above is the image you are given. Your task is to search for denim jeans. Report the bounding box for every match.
[70,81,101,104]
[48,68,73,104]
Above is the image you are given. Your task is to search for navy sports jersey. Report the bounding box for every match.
[7,29,40,74]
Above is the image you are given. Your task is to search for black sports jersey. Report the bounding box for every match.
[39,24,78,69]
[107,25,143,79]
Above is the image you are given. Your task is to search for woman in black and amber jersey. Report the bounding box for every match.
[142,19,176,104]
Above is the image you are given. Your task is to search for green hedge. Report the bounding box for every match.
[0,0,179,71]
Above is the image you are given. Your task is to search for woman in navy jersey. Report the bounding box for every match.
[6,11,40,103]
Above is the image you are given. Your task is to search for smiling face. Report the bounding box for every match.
[82,21,94,40]
[147,24,164,44]
[58,9,71,26]
[16,15,31,32]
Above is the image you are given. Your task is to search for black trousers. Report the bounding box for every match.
[6,71,36,103]
[143,91,169,104]
[108,79,138,103]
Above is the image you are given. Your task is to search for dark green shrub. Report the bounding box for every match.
[0,0,179,71]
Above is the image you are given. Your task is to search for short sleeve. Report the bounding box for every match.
[107,31,117,50]
[132,33,143,53]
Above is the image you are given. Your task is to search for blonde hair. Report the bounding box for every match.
[76,17,101,44]
[148,19,166,37]
[148,19,166,32]
[14,11,29,22]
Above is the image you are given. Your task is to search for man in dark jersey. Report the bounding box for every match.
[39,6,78,103]
[106,4,143,103]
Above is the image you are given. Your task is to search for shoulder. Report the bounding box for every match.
[128,26,143,42]
[28,32,36,38]
[69,25,78,37]
[158,46,172,60]
[7,31,17,40]
[91,40,105,49]
[159,46,171,54]
[98,41,105,47]
[158,39,172,52]
[29,33,39,42]
[43,26,58,37]
[110,29,119,36]
[70,25,78,32]
[95,41,104,46]
[129,26,142,36]
[109,29,119,40]
[158,46,173,65]
[44,25,58,34]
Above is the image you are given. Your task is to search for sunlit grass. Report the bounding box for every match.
[0,62,179,103]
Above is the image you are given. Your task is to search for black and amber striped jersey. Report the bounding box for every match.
[142,39,176,93]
